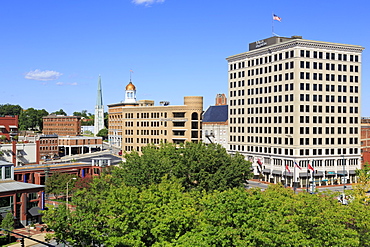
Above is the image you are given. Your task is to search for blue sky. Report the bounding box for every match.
[1,0,369,116]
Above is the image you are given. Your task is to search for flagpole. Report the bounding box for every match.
[306,160,309,192]
[311,160,315,193]
[293,161,296,192]
[272,12,274,36]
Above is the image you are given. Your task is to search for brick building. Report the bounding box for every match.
[0,160,44,227]
[39,134,59,161]
[361,117,370,166]
[0,115,18,141]
[108,81,203,152]
[42,115,81,136]
[58,136,103,156]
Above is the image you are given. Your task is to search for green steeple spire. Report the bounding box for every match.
[96,75,103,107]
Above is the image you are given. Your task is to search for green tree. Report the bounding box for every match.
[0,135,6,142]
[43,176,199,246]
[51,109,67,116]
[104,112,108,128]
[0,104,22,116]
[18,108,48,131]
[96,128,108,139]
[177,185,370,247]
[1,211,14,242]
[117,142,253,192]
[43,178,370,247]
[73,110,88,118]
[353,162,370,204]
[45,172,77,198]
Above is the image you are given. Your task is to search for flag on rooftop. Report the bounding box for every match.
[273,14,282,22]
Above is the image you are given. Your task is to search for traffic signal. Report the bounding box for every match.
[20,238,25,247]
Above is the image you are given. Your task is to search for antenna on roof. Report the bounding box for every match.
[129,69,134,82]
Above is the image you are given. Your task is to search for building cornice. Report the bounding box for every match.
[226,39,365,62]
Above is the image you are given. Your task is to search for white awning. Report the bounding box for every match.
[9,125,17,128]
[0,125,5,128]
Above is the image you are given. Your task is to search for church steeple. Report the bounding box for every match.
[96,75,103,107]
[94,75,105,136]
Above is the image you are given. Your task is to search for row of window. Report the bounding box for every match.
[237,105,358,116]
[241,136,358,146]
[300,137,358,145]
[229,144,359,156]
[299,72,359,82]
[300,61,359,72]
[300,95,359,104]
[245,115,359,124]
[243,126,358,135]
[245,145,358,156]
[229,50,359,73]
[300,50,359,62]
[300,84,358,93]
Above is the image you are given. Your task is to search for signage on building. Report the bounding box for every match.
[255,39,267,48]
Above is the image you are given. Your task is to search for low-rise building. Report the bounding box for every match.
[0,141,39,166]
[0,115,18,141]
[42,115,81,136]
[361,117,370,166]
[108,80,203,153]
[202,95,228,149]
[39,134,59,161]
[58,136,103,156]
[0,160,45,227]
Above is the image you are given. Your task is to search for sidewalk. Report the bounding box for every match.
[7,224,52,247]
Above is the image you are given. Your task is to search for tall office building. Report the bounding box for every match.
[226,36,364,187]
[94,75,105,136]
[108,80,203,152]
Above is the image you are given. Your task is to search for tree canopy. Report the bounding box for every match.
[0,104,22,116]
[43,177,370,247]
[51,109,67,116]
[18,108,48,131]
[115,142,253,192]
[96,128,108,139]
[45,172,78,197]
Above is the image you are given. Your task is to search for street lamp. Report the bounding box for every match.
[66,177,77,210]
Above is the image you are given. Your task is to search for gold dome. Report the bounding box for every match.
[125,81,136,91]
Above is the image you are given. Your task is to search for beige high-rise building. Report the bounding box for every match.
[226,36,364,188]
[108,81,203,153]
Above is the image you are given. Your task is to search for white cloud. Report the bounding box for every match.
[56,82,78,86]
[25,69,63,81]
[132,0,165,6]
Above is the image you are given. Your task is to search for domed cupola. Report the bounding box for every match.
[124,80,137,103]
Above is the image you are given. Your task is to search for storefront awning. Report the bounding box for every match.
[1,212,16,219]
[28,207,43,216]
[262,169,271,173]
[313,171,324,177]
[299,173,309,178]
[272,170,281,175]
